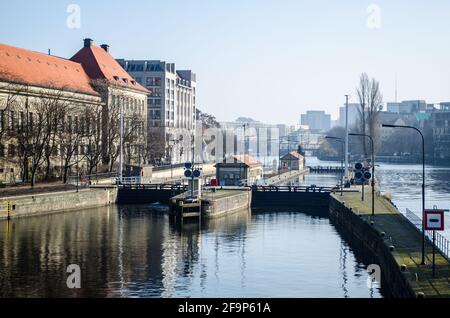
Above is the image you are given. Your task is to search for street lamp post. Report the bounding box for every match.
[349,133,375,217]
[325,136,344,196]
[344,95,350,180]
[382,124,426,265]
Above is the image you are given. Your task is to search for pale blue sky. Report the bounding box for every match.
[1,0,450,124]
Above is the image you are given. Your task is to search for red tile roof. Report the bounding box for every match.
[0,43,99,96]
[70,45,149,94]
[282,151,304,160]
[232,154,262,166]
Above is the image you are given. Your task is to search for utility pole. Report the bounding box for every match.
[344,95,350,181]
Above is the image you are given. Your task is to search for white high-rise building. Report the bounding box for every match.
[339,103,360,128]
[117,59,196,164]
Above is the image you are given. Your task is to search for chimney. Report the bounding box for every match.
[83,38,94,48]
[100,44,110,52]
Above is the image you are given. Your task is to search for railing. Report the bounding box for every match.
[251,185,334,193]
[308,166,344,173]
[119,183,189,191]
[405,208,450,261]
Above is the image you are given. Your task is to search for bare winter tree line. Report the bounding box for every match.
[0,79,149,187]
[356,72,383,157]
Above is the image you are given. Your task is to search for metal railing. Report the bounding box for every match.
[119,183,188,191]
[251,185,334,193]
[405,208,450,261]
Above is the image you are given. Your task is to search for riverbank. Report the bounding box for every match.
[0,186,117,220]
[330,187,450,298]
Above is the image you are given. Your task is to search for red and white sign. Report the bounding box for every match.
[424,210,445,231]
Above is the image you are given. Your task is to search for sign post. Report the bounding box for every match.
[424,208,445,277]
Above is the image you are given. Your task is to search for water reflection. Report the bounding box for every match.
[0,206,381,298]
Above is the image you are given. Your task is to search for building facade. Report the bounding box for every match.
[215,155,263,186]
[339,103,360,128]
[280,151,305,171]
[300,111,331,132]
[117,59,196,164]
[431,109,450,164]
[0,39,148,183]
[387,100,427,114]
[72,39,149,169]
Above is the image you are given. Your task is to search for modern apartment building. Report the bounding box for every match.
[117,59,196,164]
[300,110,331,132]
[431,105,450,164]
[339,103,360,128]
[387,100,427,114]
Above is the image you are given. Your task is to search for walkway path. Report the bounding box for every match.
[334,186,450,297]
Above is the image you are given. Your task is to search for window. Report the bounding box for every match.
[29,112,33,129]
[18,111,24,131]
[151,88,161,97]
[0,144,4,157]
[8,144,15,158]
[68,116,72,133]
[8,111,14,130]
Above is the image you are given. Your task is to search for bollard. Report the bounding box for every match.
[417,292,425,298]
[380,232,386,237]
[400,264,407,272]
[389,245,395,252]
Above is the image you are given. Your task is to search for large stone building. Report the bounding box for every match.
[0,39,149,183]
[117,59,196,165]
[71,39,149,168]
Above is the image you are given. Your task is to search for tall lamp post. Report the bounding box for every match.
[325,136,344,196]
[349,133,375,217]
[344,95,350,180]
[382,124,426,265]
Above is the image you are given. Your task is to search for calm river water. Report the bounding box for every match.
[0,204,381,298]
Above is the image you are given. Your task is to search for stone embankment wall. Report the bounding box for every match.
[0,187,117,220]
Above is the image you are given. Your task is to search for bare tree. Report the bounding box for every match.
[58,104,87,183]
[83,105,103,176]
[146,130,166,165]
[356,73,383,157]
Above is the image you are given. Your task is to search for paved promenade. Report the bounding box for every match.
[333,186,450,297]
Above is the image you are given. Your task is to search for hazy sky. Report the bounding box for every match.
[1,0,450,124]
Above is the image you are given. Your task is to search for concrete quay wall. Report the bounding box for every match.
[202,190,252,219]
[0,187,118,220]
[329,196,417,298]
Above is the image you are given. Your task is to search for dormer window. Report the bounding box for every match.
[123,78,128,83]
[113,76,120,81]
[131,80,136,85]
